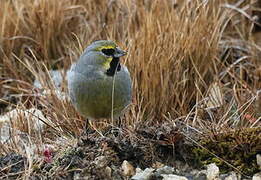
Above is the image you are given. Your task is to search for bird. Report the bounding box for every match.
[67,40,132,130]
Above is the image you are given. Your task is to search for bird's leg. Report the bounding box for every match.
[79,119,92,144]
[117,116,122,128]
[85,118,89,131]
[84,118,93,134]
[84,118,96,135]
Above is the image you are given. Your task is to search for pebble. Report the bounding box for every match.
[257,154,261,169]
[152,161,164,169]
[224,172,237,180]
[162,174,188,180]
[33,69,66,89]
[253,173,261,180]
[0,108,47,133]
[131,168,154,180]
[105,166,112,178]
[194,170,207,180]
[121,160,135,176]
[94,156,107,168]
[206,163,219,180]
[156,166,175,175]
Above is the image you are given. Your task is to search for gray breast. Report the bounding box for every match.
[67,64,132,120]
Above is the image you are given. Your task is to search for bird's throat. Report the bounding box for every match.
[106,57,121,76]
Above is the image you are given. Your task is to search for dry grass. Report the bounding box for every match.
[0,0,260,178]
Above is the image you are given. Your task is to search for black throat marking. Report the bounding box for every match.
[106,57,121,76]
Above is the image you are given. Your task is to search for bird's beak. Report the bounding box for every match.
[114,47,127,58]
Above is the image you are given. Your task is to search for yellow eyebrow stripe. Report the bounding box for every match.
[96,45,115,51]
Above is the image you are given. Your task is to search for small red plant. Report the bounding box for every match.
[43,146,53,163]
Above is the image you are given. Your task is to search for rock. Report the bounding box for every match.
[257,154,261,169]
[189,169,201,176]
[206,163,219,180]
[33,69,69,101]
[34,69,67,89]
[0,108,49,144]
[156,166,175,175]
[253,173,261,180]
[0,122,40,157]
[161,174,188,180]
[0,108,47,132]
[73,172,80,180]
[42,89,69,101]
[131,168,154,180]
[105,166,112,178]
[224,172,237,180]
[0,124,13,143]
[152,161,164,169]
[154,166,176,179]
[194,170,207,180]
[94,156,107,168]
[121,160,135,176]
[135,167,142,173]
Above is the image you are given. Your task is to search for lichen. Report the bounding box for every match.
[191,127,261,176]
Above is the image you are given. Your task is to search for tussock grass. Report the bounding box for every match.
[0,0,260,178]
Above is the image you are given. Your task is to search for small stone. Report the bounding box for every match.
[206,163,219,180]
[194,170,207,180]
[0,108,47,132]
[94,156,107,168]
[224,172,237,180]
[136,167,142,173]
[162,174,188,180]
[121,160,135,176]
[257,154,261,169]
[253,173,261,180]
[105,166,112,178]
[34,69,66,89]
[190,169,200,176]
[131,168,154,180]
[156,166,175,175]
[152,161,164,169]
[73,172,80,180]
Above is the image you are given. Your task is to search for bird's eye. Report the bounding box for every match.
[102,48,115,56]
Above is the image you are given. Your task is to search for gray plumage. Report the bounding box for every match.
[67,40,132,120]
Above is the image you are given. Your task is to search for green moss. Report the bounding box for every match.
[191,127,261,176]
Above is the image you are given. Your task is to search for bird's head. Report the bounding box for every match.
[85,40,127,76]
